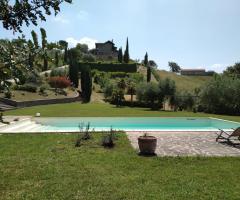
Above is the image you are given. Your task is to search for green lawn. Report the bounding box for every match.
[4,102,240,122]
[0,133,240,200]
[157,70,212,92]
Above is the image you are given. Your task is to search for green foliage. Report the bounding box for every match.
[31,30,39,49]
[144,52,148,66]
[55,51,59,67]
[118,47,123,63]
[14,84,38,93]
[79,62,137,73]
[200,76,240,115]
[152,68,161,81]
[123,38,130,63]
[81,66,92,103]
[39,83,49,94]
[172,91,195,111]
[147,66,151,82]
[76,43,88,53]
[50,68,68,77]
[68,49,79,87]
[224,63,240,78]
[82,53,96,62]
[168,62,181,73]
[0,0,72,32]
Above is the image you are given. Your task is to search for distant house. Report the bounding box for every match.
[181,69,206,76]
[180,69,214,76]
[90,40,118,60]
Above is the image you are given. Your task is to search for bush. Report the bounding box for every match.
[48,76,71,89]
[50,68,69,77]
[39,84,50,94]
[200,76,240,115]
[14,84,37,93]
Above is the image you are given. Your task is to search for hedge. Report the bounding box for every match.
[78,62,137,73]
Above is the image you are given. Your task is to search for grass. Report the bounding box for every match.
[156,70,212,92]
[0,133,240,199]
[0,89,76,101]
[4,102,240,122]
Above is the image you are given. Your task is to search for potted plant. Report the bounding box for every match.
[138,133,157,155]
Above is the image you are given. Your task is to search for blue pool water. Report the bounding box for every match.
[34,117,240,132]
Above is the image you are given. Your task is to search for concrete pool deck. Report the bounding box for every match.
[126,131,240,157]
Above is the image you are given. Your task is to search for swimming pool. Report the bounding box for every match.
[34,117,240,132]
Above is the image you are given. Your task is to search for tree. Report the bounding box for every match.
[127,81,136,103]
[118,47,123,63]
[55,51,59,67]
[224,63,240,78]
[168,62,181,73]
[31,30,39,49]
[59,40,68,64]
[123,37,130,63]
[81,66,92,103]
[0,0,72,32]
[149,60,158,68]
[76,43,88,53]
[147,66,151,82]
[40,28,48,71]
[68,48,79,87]
[144,52,151,82]
[144,52,148,66]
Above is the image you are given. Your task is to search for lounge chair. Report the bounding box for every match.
[216,127,240,144]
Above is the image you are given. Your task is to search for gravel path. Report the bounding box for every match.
[126,131,240,157]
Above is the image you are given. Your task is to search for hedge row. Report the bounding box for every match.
[78,62,137,73]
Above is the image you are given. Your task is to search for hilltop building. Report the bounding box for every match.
[90,40,118,60]
[180,69,214,76]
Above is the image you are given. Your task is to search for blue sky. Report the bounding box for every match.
[1,0,240,72]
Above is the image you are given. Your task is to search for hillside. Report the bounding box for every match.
[154,69,213,92]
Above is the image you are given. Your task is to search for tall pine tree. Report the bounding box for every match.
[68,48,79,88]
[123,37,130,63]
[40,28,48,71]
[118,47,123,63]
[144,52,148,66]
[55,51,59,67]
[81,66,92,103]
[144,52,151,82]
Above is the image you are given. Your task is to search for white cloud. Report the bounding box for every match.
[77,10,89,21]
[52,15,69,24]
[206,64,228,73]
[66,37,98,49]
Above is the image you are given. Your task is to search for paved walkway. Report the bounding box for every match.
[126,131,240,157]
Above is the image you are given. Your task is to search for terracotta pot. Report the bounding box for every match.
[138,136,157,155]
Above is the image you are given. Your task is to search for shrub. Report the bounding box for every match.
[50,68,68,77]
[48,76,71,89]
[14,84,37,93]
[200,76,240,115]
[39,83,49,94]
[101,128,115,148]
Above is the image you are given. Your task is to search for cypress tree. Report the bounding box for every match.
[55,51,59,67]
[118,47,123,63]
[64,45,68,64]
[68,49,79,88]
[81,66,92,103]
[144,52,148,66]
[40,28,48,71]
[31,30,39,49]
[147,66,151,82]
[145,52,151,82]
[123,37,130,63]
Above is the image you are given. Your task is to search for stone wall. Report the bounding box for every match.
[0,93,81,108]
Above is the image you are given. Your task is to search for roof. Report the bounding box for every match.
[95,40,114,45]
[181,69,206,72]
